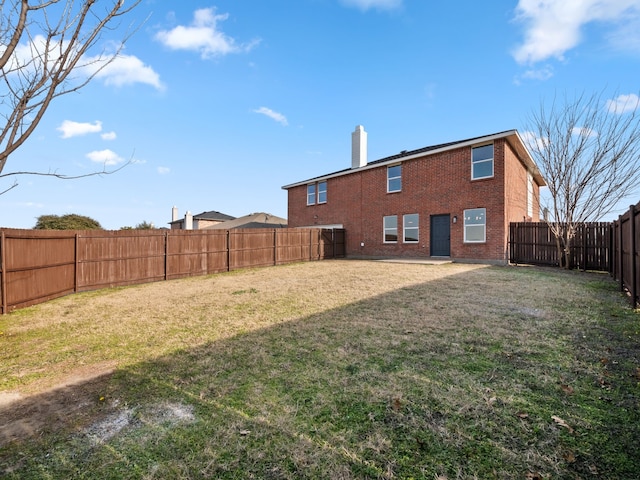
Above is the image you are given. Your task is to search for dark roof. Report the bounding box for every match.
[169,210,236,225]
[282,129,545,188]
[205,212,287,230]
[192,211,236,221]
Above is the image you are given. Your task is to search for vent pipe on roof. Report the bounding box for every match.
[351,125,367,169]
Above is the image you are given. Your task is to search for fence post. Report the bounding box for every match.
[609,223,614,275]
[581,224,587,271]
[1,231,6,314]
[630,204,637,308]
[164,230,169,281]
[226,230,231,272]
[74,233,79,293]
[618,214,625,293]
[274,229,278,266]
[333,229,337,259]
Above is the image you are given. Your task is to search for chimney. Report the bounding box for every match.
[185,211,193,230]
[351,125,367,169]
[172,206,178,222]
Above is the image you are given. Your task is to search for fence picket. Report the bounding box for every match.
[0,227,345,314]
[510,201,639,309]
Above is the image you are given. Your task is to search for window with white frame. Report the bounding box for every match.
[318,181,327,204]
[403,214,419,243]
[387,165,402,193]
[383,215,398,243]
[472,144,494,180]
[464,208,486,243]
[307,184,316,205]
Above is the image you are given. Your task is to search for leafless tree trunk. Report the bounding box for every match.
[525,91,640,268]
[0,0,141,190]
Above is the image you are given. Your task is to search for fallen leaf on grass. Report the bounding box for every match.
[560,384,574,395]
[516,411,529,419]
[239,430,251,436]
[552,415,574,434]
[525,472,543,480]
[563,451,576,463]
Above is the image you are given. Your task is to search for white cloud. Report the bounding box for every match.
[521,131,549,151]
[157,167,170,175]
[254,107,288,126]
[512,0,640,64]
[606,10,640,52]
[606,93,640,113]
[521,65,555,81]
[572,126,598,138]
[92,53,164,90]
[155,8,259,59]
[340,0,402,10]
[86,149,125,166]
[101,131,117,141]
[57,120,102,139]
[5,35,162,91]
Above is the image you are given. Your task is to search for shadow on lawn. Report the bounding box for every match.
[1,265,638,479]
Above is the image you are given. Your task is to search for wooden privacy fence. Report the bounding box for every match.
[509,222,612,271]
[510,201,640,309]
[0,227,345,314]
[612,202,640,309]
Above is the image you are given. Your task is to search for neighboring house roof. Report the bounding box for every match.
[205,212,288,229]
[168,210,236,226]
[281,129,546,189]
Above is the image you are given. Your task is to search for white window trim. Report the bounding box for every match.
[471,144,494,181]
[387,164,402,193]
[463,208,486,243]
[403,214,419,243]
[307,184,316,206]
[318,181,327,204]
[383,215,398,243]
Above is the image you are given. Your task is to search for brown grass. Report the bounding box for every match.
[1,259,638,479]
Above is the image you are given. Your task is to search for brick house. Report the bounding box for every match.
[168,207,235,230]
[282,126,546,263]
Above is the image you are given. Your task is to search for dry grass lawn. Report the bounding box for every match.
[0,259,638,479]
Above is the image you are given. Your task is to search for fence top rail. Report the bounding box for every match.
[0,227,343,240]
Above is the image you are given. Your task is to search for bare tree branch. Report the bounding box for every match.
[524,90,640,267]
[0,0,142,176]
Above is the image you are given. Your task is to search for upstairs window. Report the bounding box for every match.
[307,184,316,205]
[403,214,419,243]
[387,165,402,193]
[318,181,327,204]
[383,215,398,243]
[472,144,494,180]
[464,208,486,243]
[307,181,327,205]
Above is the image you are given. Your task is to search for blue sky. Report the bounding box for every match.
[1,0,639,229]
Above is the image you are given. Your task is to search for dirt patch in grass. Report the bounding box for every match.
[1,260,638,479]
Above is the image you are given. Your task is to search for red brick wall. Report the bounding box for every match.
[287,138,539,262]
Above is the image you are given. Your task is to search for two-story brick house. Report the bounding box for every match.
[282,126,546,263]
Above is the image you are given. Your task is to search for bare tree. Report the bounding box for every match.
[0,0,141,191]
[525,91,640,268]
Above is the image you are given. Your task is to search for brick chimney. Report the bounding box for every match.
[351,125,367,169]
